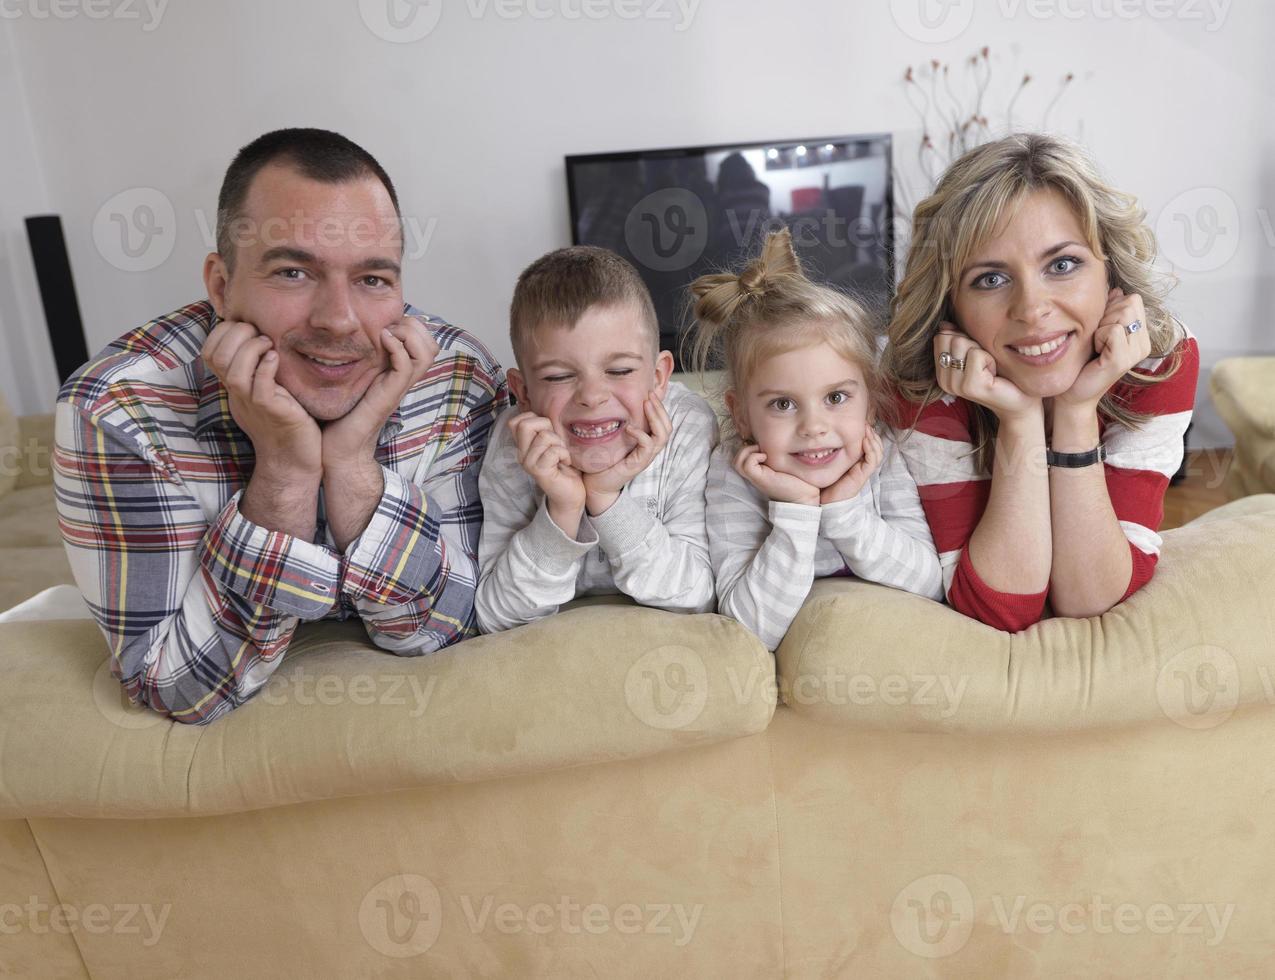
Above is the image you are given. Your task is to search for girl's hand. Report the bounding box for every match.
[733,444,821,507]
[820,427,884,505]
[1056,288,1153,410]
[934,323,1039,423]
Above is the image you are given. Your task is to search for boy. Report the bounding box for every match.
[476,246,717,632]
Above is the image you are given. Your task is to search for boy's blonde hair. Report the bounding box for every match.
[509,246,659,365]
[686,228,889,433]
[883,132,1181,473]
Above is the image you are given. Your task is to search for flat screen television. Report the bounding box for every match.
[566,133,895,369]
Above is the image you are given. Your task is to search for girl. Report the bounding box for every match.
[884,133,1199,631]
[688,229,944,651]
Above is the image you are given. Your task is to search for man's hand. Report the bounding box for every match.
[733,443,821,507]
[582,393,672,516]
[321,317,440,552]
[820,426,884,505]
[321,316,440,469]
[1056,288,1154,411]
[934,322,1039,423]
[508,411,588,538]
[202,319,322,477]
[202,319,322,540]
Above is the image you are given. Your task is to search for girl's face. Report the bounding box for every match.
[949,188,1111,399]
[728,340,871,490]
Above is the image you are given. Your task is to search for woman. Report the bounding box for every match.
[884,133,1199,631]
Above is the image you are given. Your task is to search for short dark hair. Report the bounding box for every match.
[215,128,401,270]
[509,246,659,365]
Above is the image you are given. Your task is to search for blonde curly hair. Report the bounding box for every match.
[883,132,1183,473]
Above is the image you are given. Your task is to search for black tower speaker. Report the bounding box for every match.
[25,215,90,383]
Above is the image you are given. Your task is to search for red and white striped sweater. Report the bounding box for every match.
[891,327,1200,632]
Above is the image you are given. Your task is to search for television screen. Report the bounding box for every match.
[566,133,894,368]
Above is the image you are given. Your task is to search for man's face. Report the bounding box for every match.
[203,163,405,421]
[507,303,674,474]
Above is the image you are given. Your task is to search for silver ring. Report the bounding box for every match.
[939,351,966,371]
[1125,319,1142,336]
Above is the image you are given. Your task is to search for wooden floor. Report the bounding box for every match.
[1162,449,1234,530]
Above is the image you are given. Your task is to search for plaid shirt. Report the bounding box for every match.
[55,300,507,725]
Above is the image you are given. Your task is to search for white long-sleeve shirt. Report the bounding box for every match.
[476,381,717,632]
[707,429,945,650]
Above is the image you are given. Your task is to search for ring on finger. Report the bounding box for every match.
[1124,319,1142,336]
[939,351,966,371]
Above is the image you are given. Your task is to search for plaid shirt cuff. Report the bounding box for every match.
[201,490,341,620]
[342,468,442,605]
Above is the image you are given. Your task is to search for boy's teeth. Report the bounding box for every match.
[798,449,836,460]
[571,421,622,438]
[1012,336,1066,357]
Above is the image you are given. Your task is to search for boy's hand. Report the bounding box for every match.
[508,411,587,534]
[820,427,884,505]
[582,393,671,516]
[733,444,821,507]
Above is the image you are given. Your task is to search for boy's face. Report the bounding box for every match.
[508,302,674,474]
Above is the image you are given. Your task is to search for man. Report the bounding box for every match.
[54,128,507,724]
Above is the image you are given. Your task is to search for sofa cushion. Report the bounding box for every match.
[776,494,1275,733]
[0,602,774,819]
[0,483,63,550]
[0,546,74,613]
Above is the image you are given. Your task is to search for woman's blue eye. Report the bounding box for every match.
[1049,256,1082,275]
[973,271,1006,289]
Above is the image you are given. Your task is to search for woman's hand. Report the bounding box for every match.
[934,323,1040,423]
[733,444,821,507]
[1056,288,1154,410]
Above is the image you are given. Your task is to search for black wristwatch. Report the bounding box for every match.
[1045,444,1106,468]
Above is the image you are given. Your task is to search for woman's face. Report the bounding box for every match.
[949,188,1111,399]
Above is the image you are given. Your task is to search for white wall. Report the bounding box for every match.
[3,0,1272,444]
[0,18,57,413]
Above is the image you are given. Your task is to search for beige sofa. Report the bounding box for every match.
[4,395,1275,977]
[1211,356,1275,497]
[0,396,71,613]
